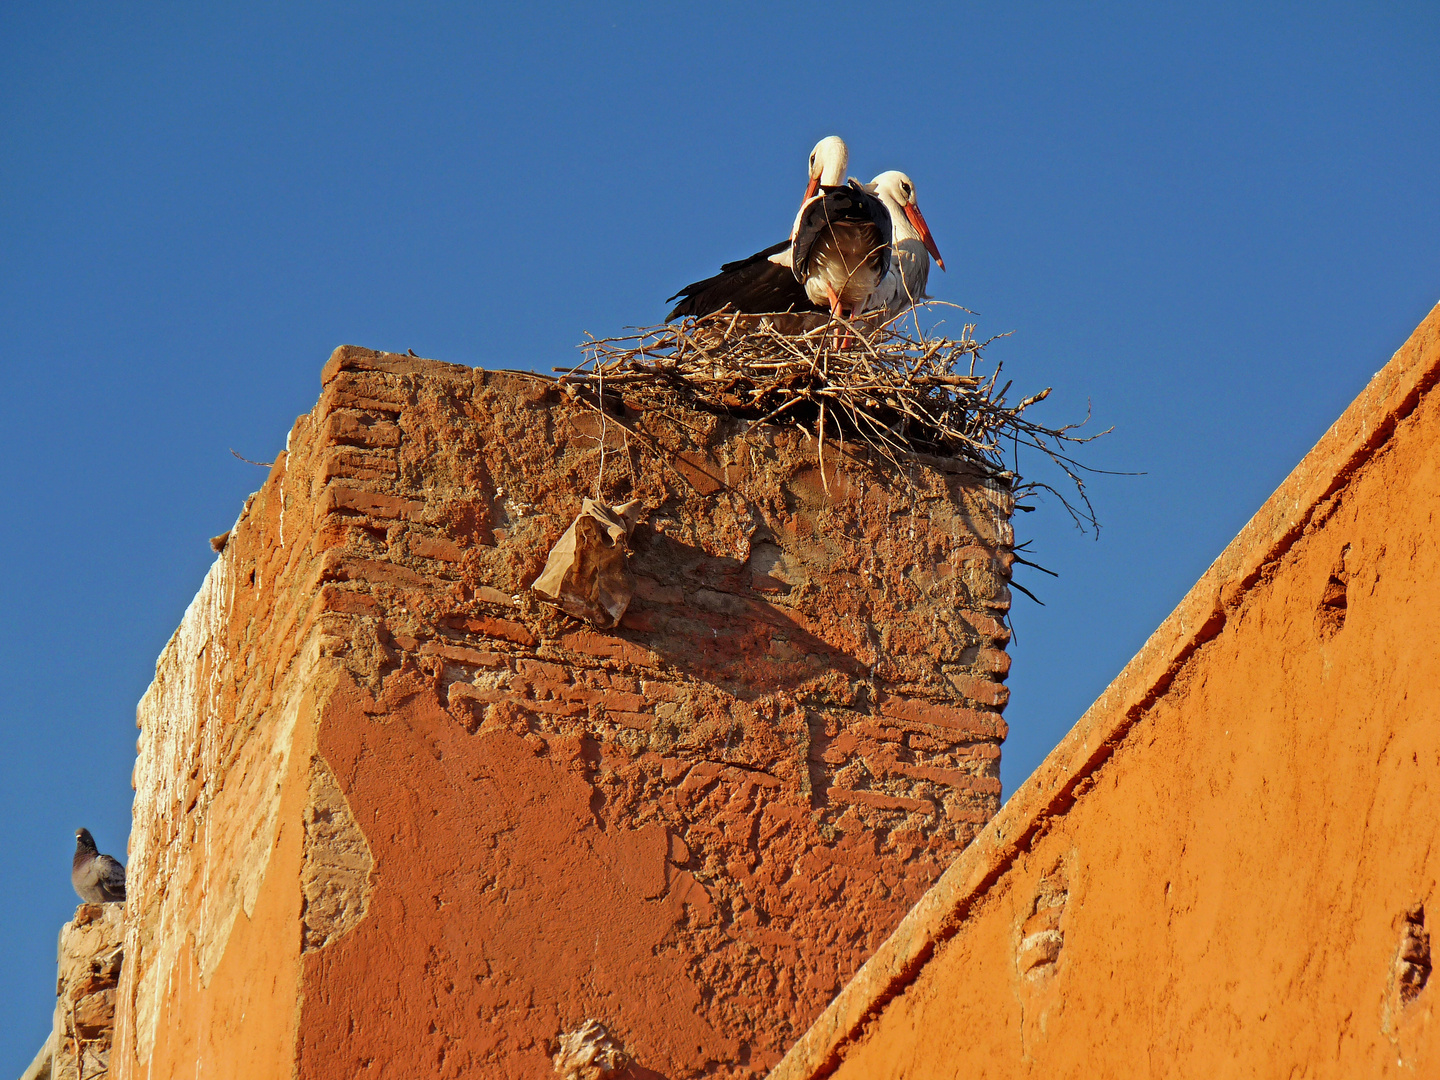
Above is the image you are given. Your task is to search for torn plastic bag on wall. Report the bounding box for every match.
[530,498,643,628]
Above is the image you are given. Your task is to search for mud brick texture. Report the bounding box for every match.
[111,346,1014,1080]
[43,904,125,1080]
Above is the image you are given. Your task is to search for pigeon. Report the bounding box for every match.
[72,828,126,904]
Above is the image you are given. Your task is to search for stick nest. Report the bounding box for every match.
[558,306,1106,531]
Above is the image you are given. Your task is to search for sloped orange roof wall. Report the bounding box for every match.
[772,301,1440,1079]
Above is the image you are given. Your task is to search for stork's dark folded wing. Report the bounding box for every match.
[791,182,893,284]
[666,240,822,321]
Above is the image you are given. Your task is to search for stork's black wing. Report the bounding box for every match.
[717,239,790,275]
[665,239,822,321]
[792,181,893,284]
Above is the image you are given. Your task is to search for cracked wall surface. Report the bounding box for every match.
[301,754,374,952]
[44,904,126,1080]
[113,345,1015,1080]
[770,303,1440,1080]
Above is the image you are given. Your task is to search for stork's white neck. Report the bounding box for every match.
[872,188,919,242]
[811,135,849,187]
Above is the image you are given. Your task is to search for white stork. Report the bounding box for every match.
[863,171,946,318]
[665,136,849,321]
[788,177,893,321]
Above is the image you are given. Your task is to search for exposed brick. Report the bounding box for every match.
[965,612,1012,642]
[316,483,426,522]
[529,678,582,702]
[320,369,410,412]
[313,517,360,552]
[517,697,590,717]
[975,647,1012,677]
[888,763,1003,794]
[560,630,656,668]
[322,344,472,384]
[679,762,724,791]
[52,900,125,1074]
[947,673,1010,709]
[599,690,647,712]
[529,681,646,713]
[608,710,653,730]
[316,585,381,617]
[413,534,463,562]
[877,694,1009,741]
[750,573,791,594]
[722,766,782,789]
[850,721,907,745]
[316,551,430,590]
[517,658,570,683]
[417,641,508,667]
[945,802,994,824]
[910,743,1002,766]
[316,361,406,394]
[947,741,1003,762]
[319,447,398,485]
[641,680,684,702]
[447,682,511,705]
[442,614,536,646]
[950,543,1001,564]
[473,585,516,607]
[829,789,931,814]
[323,409,402,449]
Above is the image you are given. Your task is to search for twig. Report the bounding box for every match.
[560,304,1107,531]
[817,400,829,495]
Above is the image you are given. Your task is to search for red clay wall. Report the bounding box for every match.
[115,347,1016,1079]
[772,305,1440,1079]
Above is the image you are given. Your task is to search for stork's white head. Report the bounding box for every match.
[869,171,945,271]
[804,135,849,202]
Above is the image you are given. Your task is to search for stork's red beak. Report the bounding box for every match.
[803,176,821,205]
[904,203,945,271]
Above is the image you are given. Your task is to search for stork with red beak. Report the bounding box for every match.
[863,171,946,317]
[798,136,849,224]
[665,136,849,321]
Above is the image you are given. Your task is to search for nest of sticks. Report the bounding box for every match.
[557,306,1106,531]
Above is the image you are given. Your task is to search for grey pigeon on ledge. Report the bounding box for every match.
[72,828,126,904]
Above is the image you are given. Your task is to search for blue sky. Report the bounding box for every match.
[2,1,1437,1064]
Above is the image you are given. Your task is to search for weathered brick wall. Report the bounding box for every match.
[114,393,328,1078]
[43,904,125,1080]
[114,346,1014,1079]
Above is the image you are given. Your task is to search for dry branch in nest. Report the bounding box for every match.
[556,305,1107,532]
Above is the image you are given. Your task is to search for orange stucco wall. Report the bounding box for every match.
[114,439,319,1080]
[774,305,1440,1079]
